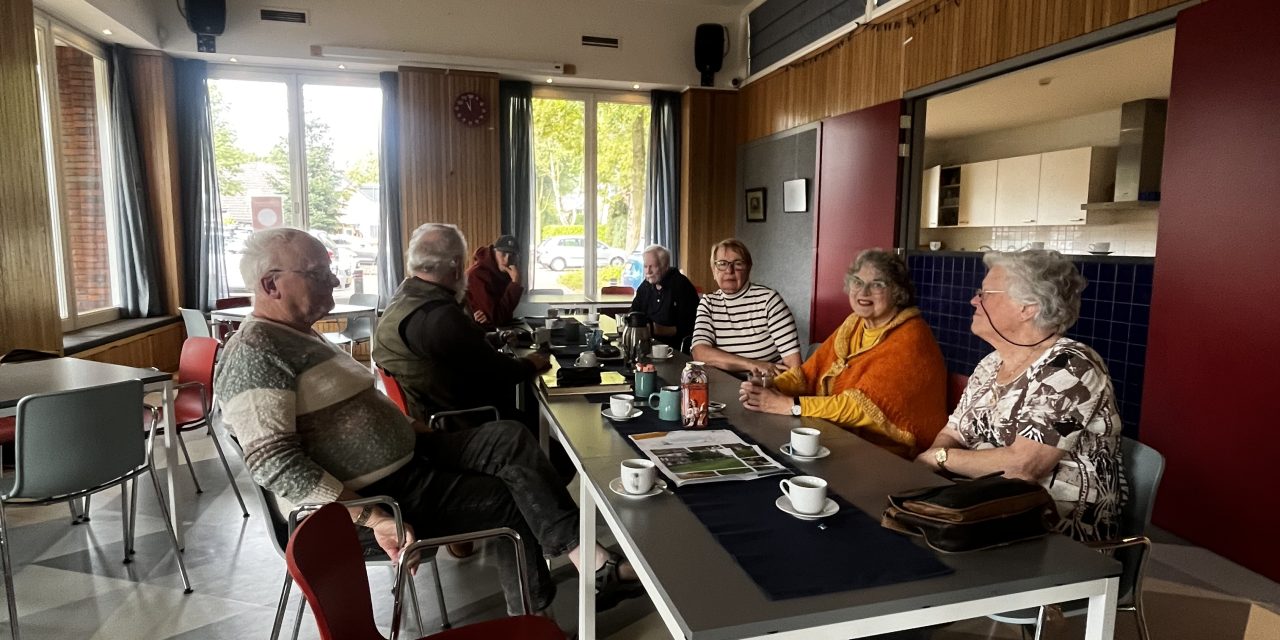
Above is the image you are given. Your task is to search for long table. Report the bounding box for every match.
[0,359,187,546]
[537,357,1121,639]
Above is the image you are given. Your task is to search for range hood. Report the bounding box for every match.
[1082,98,1167,210]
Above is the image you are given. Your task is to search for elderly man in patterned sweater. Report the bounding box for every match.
[214,227,638,615]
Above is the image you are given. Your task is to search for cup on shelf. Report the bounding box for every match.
[1089,241,1111,252]
[1028,241,1045,250]
[928,241,943,251]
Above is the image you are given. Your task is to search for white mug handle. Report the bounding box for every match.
[779,479,791,497]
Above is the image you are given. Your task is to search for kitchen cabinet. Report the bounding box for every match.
[957,160,997,226]
[1037,147,1117,225]
[994,154,1042,226]
[922,165,940,228]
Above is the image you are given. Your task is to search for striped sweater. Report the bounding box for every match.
[691,282,801,363]
[214,316,415,505]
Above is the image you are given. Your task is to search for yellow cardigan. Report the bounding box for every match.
[772,308,948,458]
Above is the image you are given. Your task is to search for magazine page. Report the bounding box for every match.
[629,429,788,486]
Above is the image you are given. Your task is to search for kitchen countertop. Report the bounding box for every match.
[909,249,1154,264]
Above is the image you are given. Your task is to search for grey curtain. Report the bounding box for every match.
[646,90,681,267]
[107,45,164,317]
[499,80,533,253]
[376,71,404,304]
[174,59,227,311]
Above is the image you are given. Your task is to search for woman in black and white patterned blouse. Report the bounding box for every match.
[915,250,1125,542]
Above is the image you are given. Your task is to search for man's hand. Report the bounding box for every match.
[367,512,420,574]
[502,264,520,284]
[525,352,552,372]
[473,309,490,325]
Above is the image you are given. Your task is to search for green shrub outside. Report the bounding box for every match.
[557,265,622,290]
[540,225,584,240]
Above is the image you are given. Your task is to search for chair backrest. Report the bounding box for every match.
[1121,437,1165,539]
[600,286,634,296]
[376,366,410,416]
[526,288,563,296]
[343,294,380,339]
[215,296,251,310]
[946,372,971,413]
[179,308,212,339]
[348,293,380,308]
[10,380,146,499]
[286,503,385,640]
[0,348,60,364]
[178,337,219,413]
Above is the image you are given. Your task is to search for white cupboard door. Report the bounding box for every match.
[995,154,1042,226]
[922,165,940,228]
[958,160,997,226]
[1038,148,1092,225]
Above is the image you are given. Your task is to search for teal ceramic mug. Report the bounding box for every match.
[648,386,681,421]
[634,370,657,397]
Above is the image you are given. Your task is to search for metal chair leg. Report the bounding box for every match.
[120,482,132,564]
[405,571,425,634]
[206,425,249,517]
[430,556,449,629]
[147,467,193,593]
[176,431,203,493]
[1032,605,1047,640]
[1134,602,1151,640]
[291,592,307,640]
[0,501,23,640]
[126,477,139,555]
[270,572,293,640]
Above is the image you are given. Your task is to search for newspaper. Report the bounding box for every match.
[628,429,788,487]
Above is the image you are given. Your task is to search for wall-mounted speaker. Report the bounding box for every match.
[184,0,226,36]
[694,23,726,87]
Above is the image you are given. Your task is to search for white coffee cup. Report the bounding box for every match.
[621,458,656,495]
[779,475,828,515]
[576,351,599,367]
[928,241,942,251]
[533,327,551,345]
[1089,241,1110,252]
[651,343,672,359]
[609,393,634,417]
[790,427,821,457]
[1028,241,1045,250]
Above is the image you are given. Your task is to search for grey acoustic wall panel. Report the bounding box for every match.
[749,0,863,75]
[737,126,819,349]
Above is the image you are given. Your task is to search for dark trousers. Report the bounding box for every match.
[361,420,579,613]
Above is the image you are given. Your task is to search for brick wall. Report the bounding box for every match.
[55,45,112,313]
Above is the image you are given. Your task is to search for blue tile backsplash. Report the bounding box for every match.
[907,253,1153,438]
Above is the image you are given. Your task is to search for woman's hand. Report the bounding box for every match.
[915,447,942,469]
[739,379,794,415]
[368,514,420,575]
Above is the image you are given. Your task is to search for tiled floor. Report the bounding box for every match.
[2,426,1277,639]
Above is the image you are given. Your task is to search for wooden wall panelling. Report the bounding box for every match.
[0,0,62,354]
[74,322,185,372]
[397,67,501,258]
[127,49,183,314]
[679,89,739,293]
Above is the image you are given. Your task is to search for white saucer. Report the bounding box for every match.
[1089,250,1114,256]
[601,407,643,421]
[780,444,831,460]
[776,495,839,520]
[649,353,674,362]
[609,477,667,499]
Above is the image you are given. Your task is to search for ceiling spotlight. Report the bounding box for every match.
[229,57,238,63]
[632,83,640,90]
[338,64,347,70]
[102,28,113,35]
[1038,77,1053,86]
[546,78,554,84]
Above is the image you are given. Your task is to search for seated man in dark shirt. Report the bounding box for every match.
[630,244,699,350]
[372,223,576,482]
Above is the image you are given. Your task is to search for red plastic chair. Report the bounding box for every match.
[946,372,971,414]
[286,502,565,640]
[599,286,634,296]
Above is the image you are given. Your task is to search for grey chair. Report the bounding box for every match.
[179,307,212,340]
[0,380,192,640]
[989,436,1166,640]
[228,434,448,640]
[324,293,379,353]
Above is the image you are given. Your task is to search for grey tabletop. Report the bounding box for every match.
[544,357,1121,640]
[0,359,172,409]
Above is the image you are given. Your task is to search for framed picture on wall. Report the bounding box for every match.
[745,188,766,222]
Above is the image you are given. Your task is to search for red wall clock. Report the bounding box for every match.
[453,91,488,127]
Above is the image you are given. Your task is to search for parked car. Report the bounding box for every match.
[331,234,378,267]
[306,230,353,288]
[535,236,628,271]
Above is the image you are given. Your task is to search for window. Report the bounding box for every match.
[33,17,121,330]
[531,91,650,294]
[209,70,382,303]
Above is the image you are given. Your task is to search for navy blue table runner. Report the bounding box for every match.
[592,404,953,600]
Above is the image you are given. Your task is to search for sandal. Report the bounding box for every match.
[594,550,644,611]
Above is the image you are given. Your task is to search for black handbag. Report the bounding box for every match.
[881,472,1058,553]
[555,366,602,387]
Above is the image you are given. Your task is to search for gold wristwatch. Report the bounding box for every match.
[934,447,950,471]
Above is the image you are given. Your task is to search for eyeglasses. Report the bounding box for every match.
[713,260,749,272]
[849,277,889,294]
[974,289,1006,301]
[272,267,337,283]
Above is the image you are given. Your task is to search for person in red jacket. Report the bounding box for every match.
[465,234,525,328]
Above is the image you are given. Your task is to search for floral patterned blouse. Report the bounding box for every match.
[947,337,1126,541]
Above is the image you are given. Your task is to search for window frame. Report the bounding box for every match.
[33,13,122,331]
[530,87,650,294]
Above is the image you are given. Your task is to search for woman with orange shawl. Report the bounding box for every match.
[739,249,947,458]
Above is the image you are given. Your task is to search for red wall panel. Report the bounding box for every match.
[1141,0,1280,581]
[812,101,902,341]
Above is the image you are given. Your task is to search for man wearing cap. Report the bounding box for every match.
[466,234,524,329]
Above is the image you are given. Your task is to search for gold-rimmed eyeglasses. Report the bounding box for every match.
[974,289,1007,301]
[713,259,749,272]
